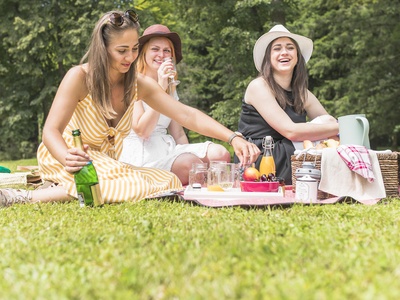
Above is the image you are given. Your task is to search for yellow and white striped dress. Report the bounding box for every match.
[37,94,182,203]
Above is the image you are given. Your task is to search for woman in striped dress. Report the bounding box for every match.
[0,9,260,206]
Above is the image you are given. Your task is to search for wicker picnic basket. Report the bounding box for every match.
[0,166,42,188]
[291,152,400,199]
[0,172,29,187]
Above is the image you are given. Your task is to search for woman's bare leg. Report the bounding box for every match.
[202,144,231,163]
[171,153,203,185]
[31,186,75,203]
[1,186,75,207]
[170,144,231,185]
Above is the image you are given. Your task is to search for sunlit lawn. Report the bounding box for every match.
[1,158,399,299]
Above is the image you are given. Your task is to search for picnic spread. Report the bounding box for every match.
[1,147,399,208]
[147,147,399,208]
[163,122,399,208]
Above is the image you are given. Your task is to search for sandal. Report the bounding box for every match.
[0,188,32,207]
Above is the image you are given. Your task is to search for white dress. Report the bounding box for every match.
[119,97,212,170]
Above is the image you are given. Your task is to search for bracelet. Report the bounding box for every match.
[228,131,244,145]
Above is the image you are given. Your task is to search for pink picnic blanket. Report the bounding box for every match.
[146,187,381,208]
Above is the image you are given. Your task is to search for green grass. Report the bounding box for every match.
[1,159,400,299]
[0,157,38,172]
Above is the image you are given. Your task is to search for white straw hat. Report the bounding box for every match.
[253,24,313,72]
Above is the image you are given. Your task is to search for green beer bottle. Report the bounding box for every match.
[72,129,104,207]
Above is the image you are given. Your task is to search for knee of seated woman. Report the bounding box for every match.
[174,153,202,168]
[207,144,231,162]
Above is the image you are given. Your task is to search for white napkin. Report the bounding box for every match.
[319,148,386,200]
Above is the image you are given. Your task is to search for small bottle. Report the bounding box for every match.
[259,136,276,177]
[72,129,104,207]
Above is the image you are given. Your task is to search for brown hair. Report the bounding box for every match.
[260,37,308,114]
[80,11,140,119]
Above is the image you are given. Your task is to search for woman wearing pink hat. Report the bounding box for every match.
[119,24,231,185]
[0,11,259,207]
[235,25,339,184]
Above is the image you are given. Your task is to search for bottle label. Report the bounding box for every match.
[90,184,104,206]
[77,192,85,207]
[295,179,318,203]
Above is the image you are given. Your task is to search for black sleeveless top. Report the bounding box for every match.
[234,91,306,184]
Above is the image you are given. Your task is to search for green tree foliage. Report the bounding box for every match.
[175,0,399,149]
[0,0,117,159]
[0,0,398,160]
[174,0,272,128]
[0,0,181,159]
[297,0,400,148]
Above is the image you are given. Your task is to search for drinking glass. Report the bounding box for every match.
[207,162,236,191]
[189,162,208,188]
[164,57,180,86]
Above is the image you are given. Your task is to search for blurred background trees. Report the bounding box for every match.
[0,0,398,159]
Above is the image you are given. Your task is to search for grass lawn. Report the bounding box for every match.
[1,158,400,299]
[0,158,38,173]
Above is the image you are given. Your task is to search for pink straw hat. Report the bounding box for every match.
[139,24,183,64]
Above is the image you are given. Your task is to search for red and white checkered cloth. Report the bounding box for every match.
[336,145,375,182]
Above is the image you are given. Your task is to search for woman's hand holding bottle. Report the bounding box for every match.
[64,144,91,174]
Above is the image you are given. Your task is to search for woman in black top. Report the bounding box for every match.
[236,25,339,184]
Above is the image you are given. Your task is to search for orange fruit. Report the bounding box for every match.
[207,185,224,192]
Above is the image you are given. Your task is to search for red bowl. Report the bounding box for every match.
[240,181,279,193]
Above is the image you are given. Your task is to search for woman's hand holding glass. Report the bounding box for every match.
[162,57,180,87]
[157,58,174,91]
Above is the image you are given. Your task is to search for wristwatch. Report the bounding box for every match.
[228,131,244,145]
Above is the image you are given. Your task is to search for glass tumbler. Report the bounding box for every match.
[188,163,208,188]
[207,162,236,191]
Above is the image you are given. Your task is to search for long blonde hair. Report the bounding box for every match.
[80,11,140,119]
[137,37,178,79]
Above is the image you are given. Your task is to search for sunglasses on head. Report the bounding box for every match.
[109,10,139,26]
